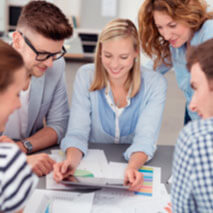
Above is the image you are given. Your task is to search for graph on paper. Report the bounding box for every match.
[135,167,154,196]
[106,163,161,198]
[74,169,94,177]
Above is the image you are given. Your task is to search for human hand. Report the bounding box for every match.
[16,208,24,213]
[124,167,143,191]
[0,135,16,143]
[53,159,76,183]
[164,202,172,213]
[27,153,56,177]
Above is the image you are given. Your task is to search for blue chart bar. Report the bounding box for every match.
[45,204,50,213]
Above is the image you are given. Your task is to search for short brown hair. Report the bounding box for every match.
[90,18,141,98]
[0,39,24,92]
[187,38,213,84]
[138,0,213,69]
[17,0,73,40]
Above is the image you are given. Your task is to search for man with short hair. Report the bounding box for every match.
[172,38,213,212]
[0,1,73,176]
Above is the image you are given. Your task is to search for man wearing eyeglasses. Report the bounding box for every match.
[0,1,73,177]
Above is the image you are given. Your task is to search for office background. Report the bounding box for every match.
[1,0,213,146]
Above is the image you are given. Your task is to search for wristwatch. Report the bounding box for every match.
[21,139,33,154]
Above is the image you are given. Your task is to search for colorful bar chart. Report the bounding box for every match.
[74,169,94,177]
[135,166,153,196]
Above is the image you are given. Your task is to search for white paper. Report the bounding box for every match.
[159,183,169,197]
[101,0,117,17]
[106,162,126,180]
[46,171,69,190]
[24,189,95,213]
[77,149,108,178]
[47,149,109,190]
[106,162,162,198]
[51,149,108,177]
[167,175,173,184]
[91,188,137,213]
[47,151,161,200]
[134,195,171,213]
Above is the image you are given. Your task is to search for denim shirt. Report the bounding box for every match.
[61,64,167,160]
[144,19,213,121]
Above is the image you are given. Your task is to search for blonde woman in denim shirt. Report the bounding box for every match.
[54,19,167,190]
[138,0,213,124]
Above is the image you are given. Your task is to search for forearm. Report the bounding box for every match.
[17,127,58,153]
[127,152,148,170]
[66,147,83,168]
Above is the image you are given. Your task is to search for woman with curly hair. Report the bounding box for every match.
[138,0,213,124]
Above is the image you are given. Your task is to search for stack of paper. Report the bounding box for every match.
[44,149,171,213]
[24,189,95,213]
[105,162,161,198]
[51,149,108,177]
[46,149,108,190]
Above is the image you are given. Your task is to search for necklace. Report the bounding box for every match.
[114,91,128,108]
[105,82,131,108]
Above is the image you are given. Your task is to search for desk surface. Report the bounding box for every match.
[37,144,174,190]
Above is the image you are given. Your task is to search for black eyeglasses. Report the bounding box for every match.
[18,31,66,61]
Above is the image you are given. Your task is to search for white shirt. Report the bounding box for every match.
[3,81,31,140]
[105,82,131,144]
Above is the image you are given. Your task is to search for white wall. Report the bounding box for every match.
[8,0,81,17]
[9,0,29,6]
[6,0,213,27]
[0,0,7,32]
[206,0,213,10]
[53,0,81,17]
[118,0,144,24]
[54,0,213,27]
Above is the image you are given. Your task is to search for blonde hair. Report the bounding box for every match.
[138,0,213,69]
[90,18,141,97]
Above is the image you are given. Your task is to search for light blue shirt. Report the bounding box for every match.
[144,20,213,120]
[61,64,167,160]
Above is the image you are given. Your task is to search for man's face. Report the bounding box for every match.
[13,29,64,77]
[189,63,213,119]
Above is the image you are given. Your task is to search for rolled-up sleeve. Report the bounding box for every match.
[123,70,168,160]
[60,64,93,155]
[46,59,70,143]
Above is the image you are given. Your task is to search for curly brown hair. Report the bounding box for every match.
[138,0,213,69]
[17,0,73,40]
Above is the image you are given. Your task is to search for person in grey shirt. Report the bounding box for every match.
[0,1,73,177]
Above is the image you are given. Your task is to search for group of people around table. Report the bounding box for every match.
[0,0,213,212]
